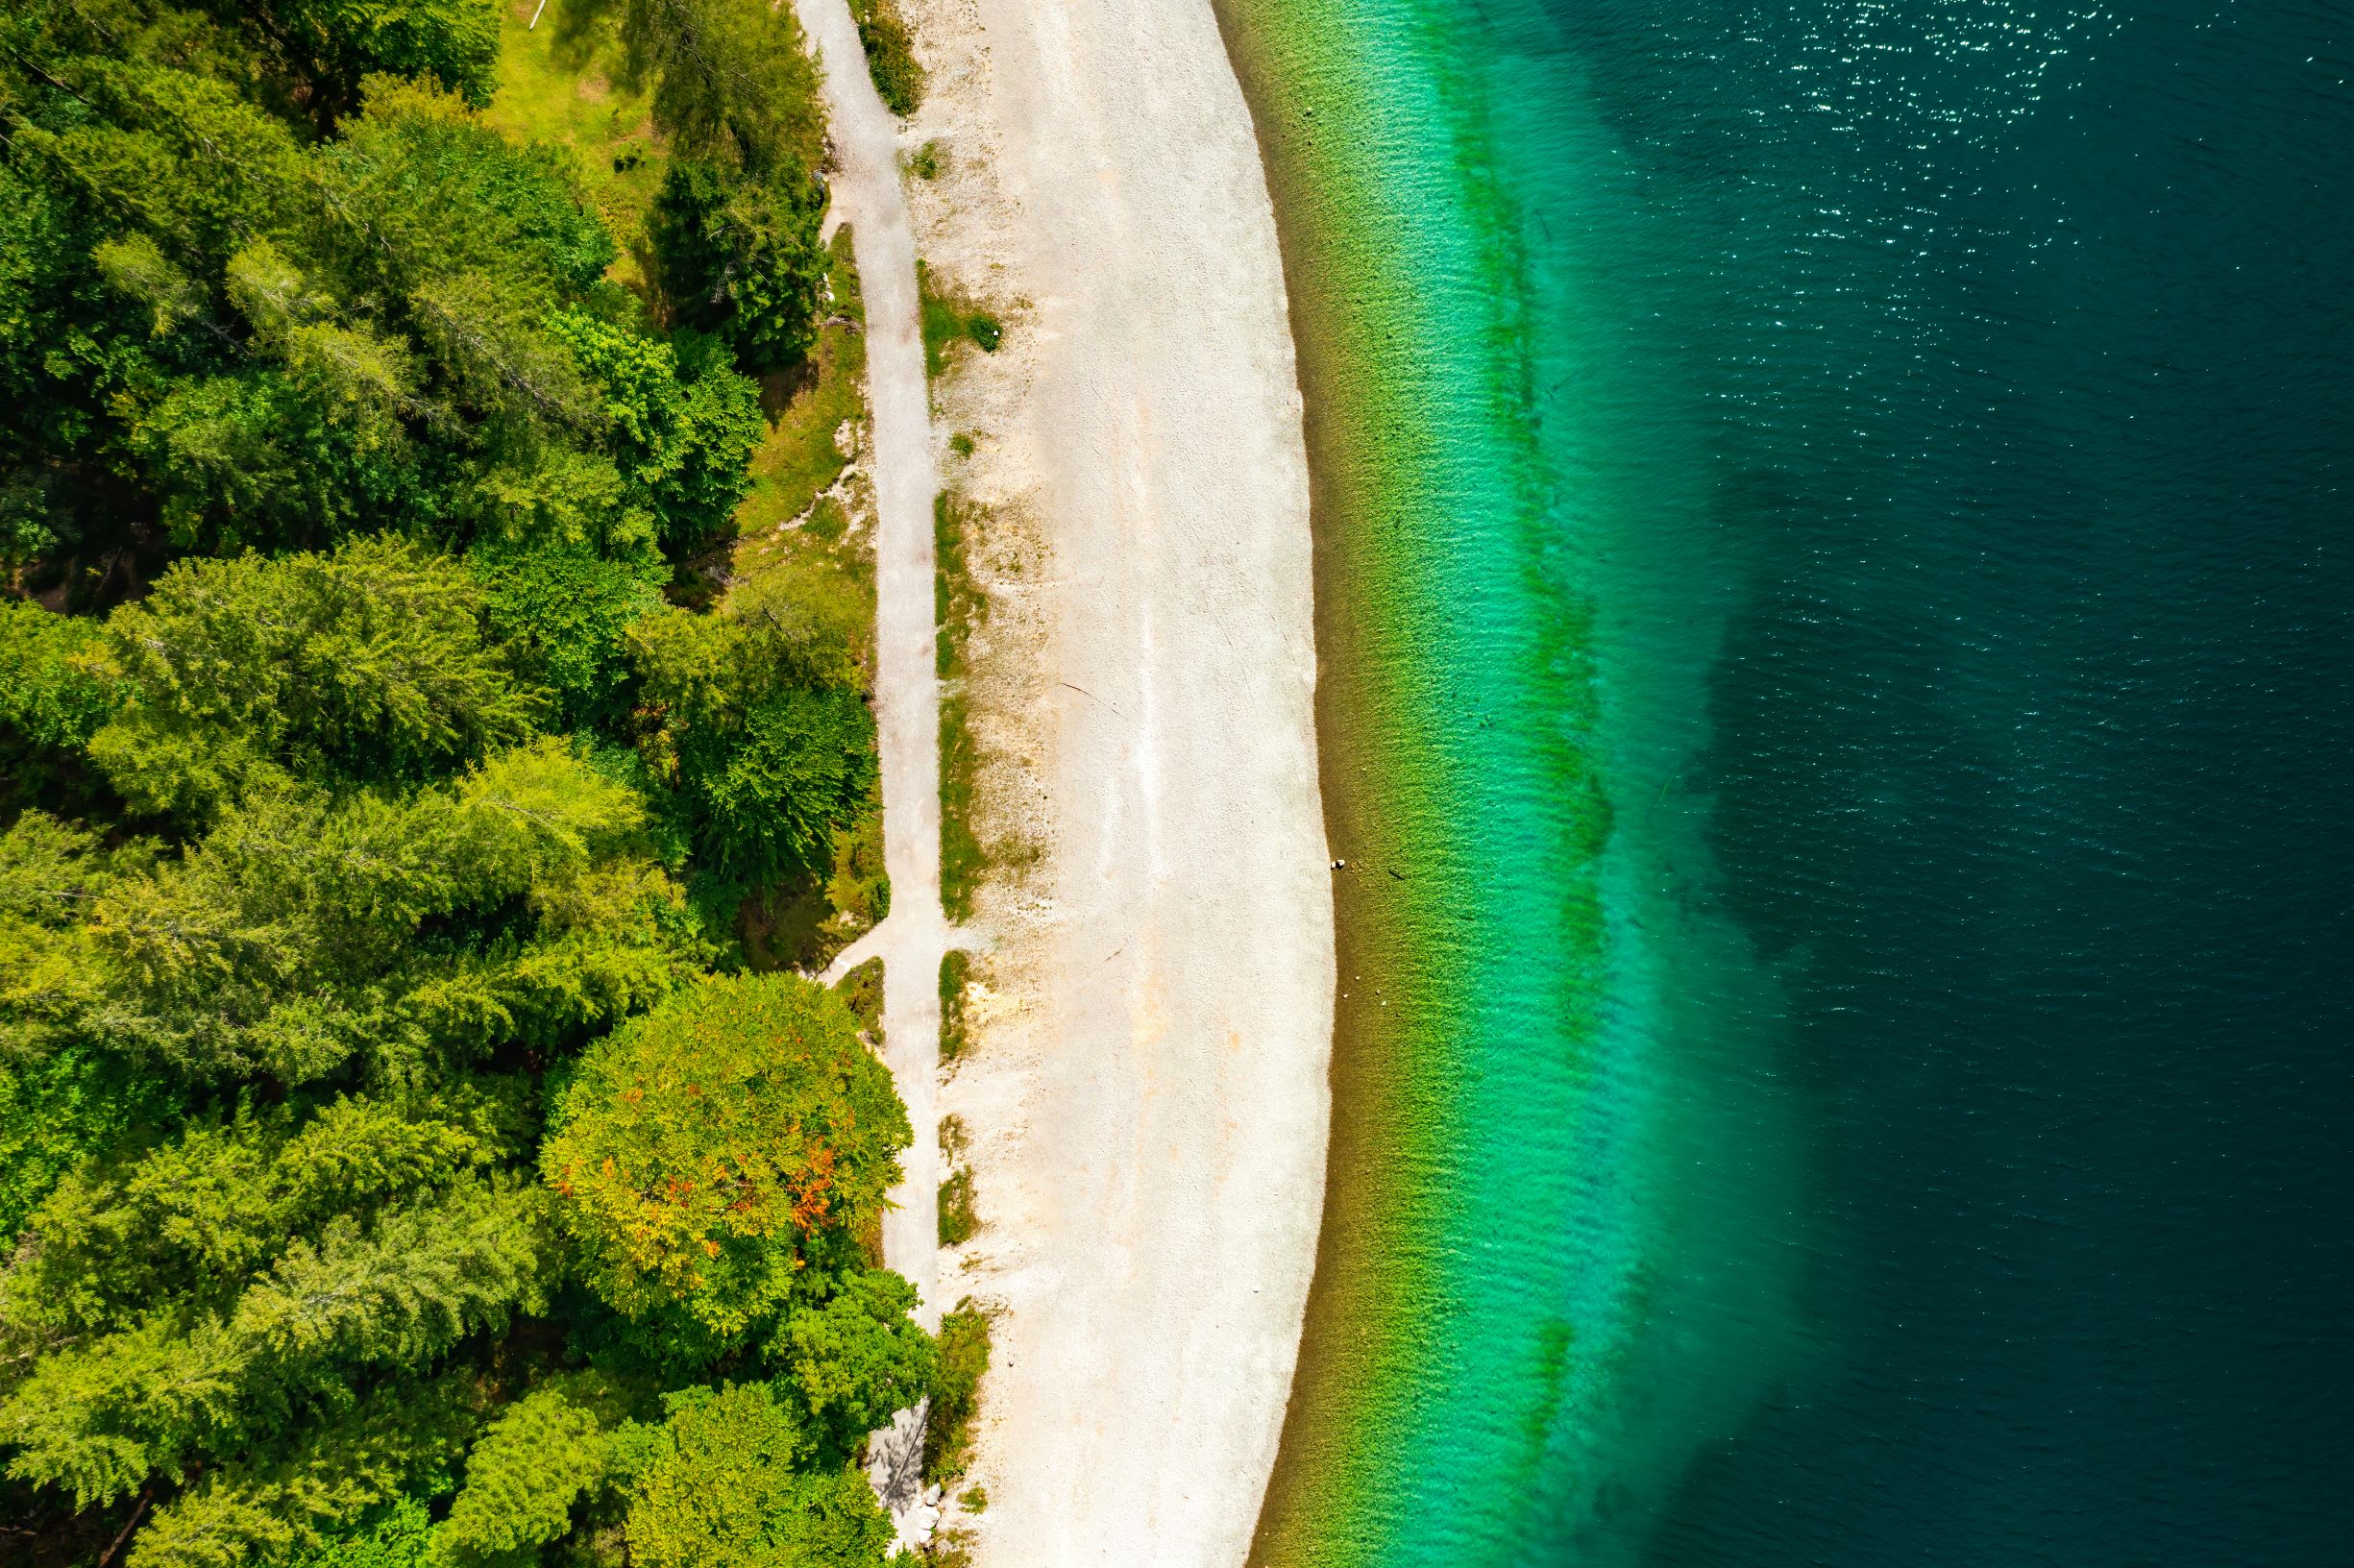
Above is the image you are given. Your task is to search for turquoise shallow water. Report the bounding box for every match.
[1235,0,2354,1560]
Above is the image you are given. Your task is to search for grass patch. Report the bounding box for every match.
[957,1486,988,1514]
[804,495,850,543]
[939,949,971,1065]
[905,139,944,181]
[925,1528,975,1567]
[834,956,885,1045]
[484,4,666,293]
[934,493,982,728]
[935,494,987,922]
[937,1167,976,1246]
[847,0,925,116]
[937,1115,975,1246]
[925,1303,993,1482]
[735,231,869,538]
[939,689,981,921]
[918,262,1002,378]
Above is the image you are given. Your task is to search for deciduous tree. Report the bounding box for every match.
[542,974,907,1335]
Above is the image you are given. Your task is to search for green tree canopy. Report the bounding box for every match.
[430,1377,623,1568]
[122,1373,482,1568]
[0,33,758,569]
[90,537,540,818]
[0,601,117,817]
[469,538,667,730]
[774,1268,934,1456]
[617,0,823,179]
[652,160,830,374]
[0,602,114,756]
[542,974,907,1335]
[0,1090,546,1538]
[282,1496,436,1568]
[628,589,874,881]
[83,740,703,1085]
[228,0,506,123]
[0,815,134,1065]
[552,311,763,552]
[624,1382,896,1568]
[0,8,933,1565]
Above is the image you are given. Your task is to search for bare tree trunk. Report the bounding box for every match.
[96,1484,155,1568]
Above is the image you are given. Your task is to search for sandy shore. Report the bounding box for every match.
[886,0,1336,1562]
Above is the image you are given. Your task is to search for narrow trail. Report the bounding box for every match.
[797,0,950,1332]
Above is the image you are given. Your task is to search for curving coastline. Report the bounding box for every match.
[1214,4,1682,1564]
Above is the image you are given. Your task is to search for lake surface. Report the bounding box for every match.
[1235,0,2354,1560]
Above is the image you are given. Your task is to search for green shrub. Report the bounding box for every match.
[773,1268,936,1453]
[697,688,879,878]
[628,597,876,883]
[834,957,885,1043]
[552,312,766,554]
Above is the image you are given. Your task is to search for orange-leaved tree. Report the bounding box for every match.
[541,972,907,1335]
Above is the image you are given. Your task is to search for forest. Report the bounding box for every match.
[0,3,973,1565]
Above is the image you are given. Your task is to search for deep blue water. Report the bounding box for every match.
[1527,0,2353,1558]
